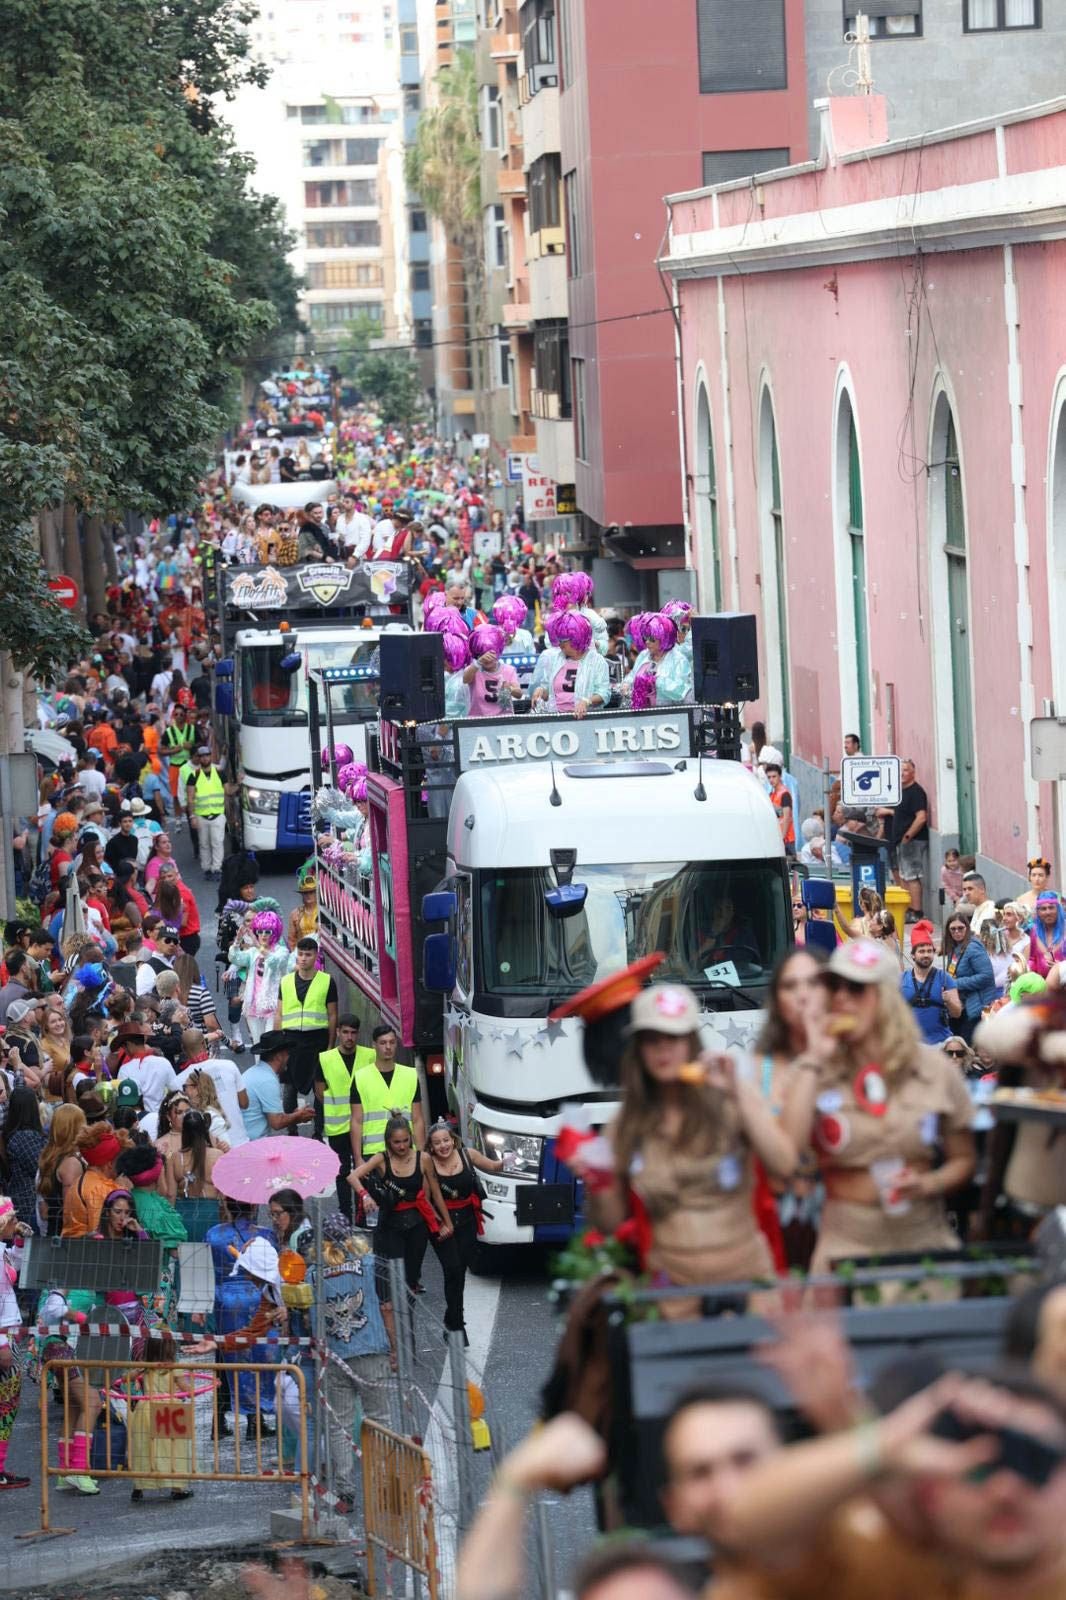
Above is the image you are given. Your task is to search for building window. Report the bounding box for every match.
[572,357,587,459]
[837,396,872,751]
[410,209,427,233]
[528,153,562,235]
[963,0,1038,27]
[400,23,419,52]
[558,0,572,87]
[929,397,978,852]
[758,389,792,763]
[404,88,421,114]
[694,384,722,610]
[532,320,571,417]
[497,327,511,390]
[305,221,381,248]
[304,179,377,208]
[308,301,384,327]
[485,203,508,270]
[701,148,789,186]
[303,137,381,167]
[415,319,434,349]
[411,265,431,291]
[844,5,921,34]
[563,171,580,275]
[521,0,558,92]
[480,85,502,150]
[306,261,383,289]
[697,0,786,93]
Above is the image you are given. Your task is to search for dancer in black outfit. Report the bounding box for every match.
[349,1116,451,1309]
[425,1121,504,1336]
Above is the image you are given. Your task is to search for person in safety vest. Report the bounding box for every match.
[162,706,196,805]
[351,1023,424,1161]
[273,938,337,1135]
[315,1015,375,1213]
[184,746,231,882]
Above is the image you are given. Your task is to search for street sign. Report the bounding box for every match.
[521,455,558,521]
[506,452,525,484]
[841,755,901,807]
[47,575,80,610]
[471,433,490,451]
[1030,717,1066,782]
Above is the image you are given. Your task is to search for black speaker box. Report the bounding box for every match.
[691,612,759,703]
[379,631,445,723]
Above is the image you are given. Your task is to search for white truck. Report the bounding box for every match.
[207,555,414,853]
[312,697,791,1248]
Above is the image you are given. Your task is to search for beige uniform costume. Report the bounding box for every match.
[805,1045,972,1272]
[631,1127,774,1286]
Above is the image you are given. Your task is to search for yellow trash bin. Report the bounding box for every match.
[834,882,910,942]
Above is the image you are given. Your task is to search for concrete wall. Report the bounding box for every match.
[805,0,1066,151]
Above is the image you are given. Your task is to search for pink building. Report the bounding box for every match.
[662,93,1066,894]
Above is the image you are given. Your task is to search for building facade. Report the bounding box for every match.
[663,93,1066,894]
[229,1,404,347]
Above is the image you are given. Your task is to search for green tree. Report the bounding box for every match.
[404,48,485,382]
[354,352,425,431]
[334,314,389,379]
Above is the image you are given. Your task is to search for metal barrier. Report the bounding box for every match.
[29,1359,310,1540]
[362,1420,439,1600]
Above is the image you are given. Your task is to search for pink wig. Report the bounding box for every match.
[644,614,678,654]
[251,910,283,945]
[628,612,654,650]
[554,611,593,654]
[469,624,506,659]
[542,609,566,646]
[441,632,471,672]
[550,573,578,609]
[631,664,658,711]
[661,599,693,623]
[322,743,353,768]
[492,594,527,635]
[423,590,447,617]
[351,776,369,803]
[570,572,594,606]
[425,607,470,638]
[336,761,368,794]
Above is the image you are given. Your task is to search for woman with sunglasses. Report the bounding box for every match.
[782,939,976,1275]
[942,912,997,1043]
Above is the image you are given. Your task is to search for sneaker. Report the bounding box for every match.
[0,1472,30,1490]
[60,1474,100,1495]
[170,1488,193,1500]
[130,1488,143,1503]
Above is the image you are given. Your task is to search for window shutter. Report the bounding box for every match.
[696,0,787,94]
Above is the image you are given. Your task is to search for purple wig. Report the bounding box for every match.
[336,761,368,795]
[631,664,658,711]
[441,632,471,672]
[351,776,369,803]
[554,611,593,654]
[628,612,654,651]
[661,599,693,623]
[322,742,354,769]
[570,572,594,607]
[251,910,283,945]
[425,607,470,638]
[492,594,527,635]
[423,590,447,617]
[542,609,566,646]
[643,614,678,654]
[469,624,506,659]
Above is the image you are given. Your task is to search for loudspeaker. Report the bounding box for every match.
[380,631,445,723]
[691,612,759,703]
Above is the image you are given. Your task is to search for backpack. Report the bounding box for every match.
[904,968,948,1031]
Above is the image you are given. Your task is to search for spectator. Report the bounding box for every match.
[900,920,962,1045]
[942,910,997,1044]
[878,757,929,925]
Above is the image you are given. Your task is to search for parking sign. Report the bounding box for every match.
[841,755,901,808]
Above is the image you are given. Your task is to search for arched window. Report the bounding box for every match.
[694,382,723,610]
[1047,381,1066,869]
[834,388,871,750]
[758,387,792,764]
[929,394,977,853]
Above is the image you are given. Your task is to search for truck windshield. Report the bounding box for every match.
[241,641,380,725]
[477,860,791,999]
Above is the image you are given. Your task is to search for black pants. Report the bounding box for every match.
[374,1221,429,1304]
[432,1216,478,1332]
[328,1132,355,1217]
[180,933,200,957]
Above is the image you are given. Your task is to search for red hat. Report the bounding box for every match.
[910,920,936,948]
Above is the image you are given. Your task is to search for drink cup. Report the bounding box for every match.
[870,1157,911,1216]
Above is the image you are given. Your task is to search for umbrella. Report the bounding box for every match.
[212,1136,340,1203]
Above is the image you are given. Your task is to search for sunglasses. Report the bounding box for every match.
[824,975,868,997]
[943,1048,967,1059]
[933,1408,1066,1488]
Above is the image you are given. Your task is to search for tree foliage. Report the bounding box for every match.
[335,315,391,380]
[354,353,425,432]
[0,0,300,675]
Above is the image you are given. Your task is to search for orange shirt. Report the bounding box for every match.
[87,724,118,760]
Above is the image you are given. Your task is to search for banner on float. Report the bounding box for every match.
[454,710,695,771]
[221,560,411,613]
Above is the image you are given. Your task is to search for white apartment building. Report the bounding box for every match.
[228,1,407,346]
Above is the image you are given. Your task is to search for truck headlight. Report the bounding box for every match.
[243,786,280,814]
[476,1126,542,1178]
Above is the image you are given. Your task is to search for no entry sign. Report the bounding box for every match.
[47,575,80,610]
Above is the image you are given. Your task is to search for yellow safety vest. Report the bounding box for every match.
[191,765,225,817]
[280,969,331,1032]
[163,722,195,766]
[354,1061,419,1155]
[318,1045,375,1137]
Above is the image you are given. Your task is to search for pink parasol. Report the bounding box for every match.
[212,1137,340,1203]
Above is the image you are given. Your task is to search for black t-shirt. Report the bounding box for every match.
[889,781,929,845]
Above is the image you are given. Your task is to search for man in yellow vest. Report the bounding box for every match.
[162,706,196,805]
[351,1023,424,1161]
[184,745,231,881]
[315,1014,375,1213]
[274,938,338,1135]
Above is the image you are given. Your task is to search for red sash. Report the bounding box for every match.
[394,1190,441,1235]
[444,1192,485,1236]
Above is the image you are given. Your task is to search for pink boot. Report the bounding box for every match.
[62,1433,99,1495]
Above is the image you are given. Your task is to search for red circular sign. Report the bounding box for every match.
[47,576,80,610]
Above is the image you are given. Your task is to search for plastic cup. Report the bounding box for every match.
[870,1158,911,1216]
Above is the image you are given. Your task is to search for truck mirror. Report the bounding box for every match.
[214,658,234,679]
[214,684,234,718]
[422,889,457,922]
[544,883,588,919]
[423,932,456,993]
[279,651,302,673]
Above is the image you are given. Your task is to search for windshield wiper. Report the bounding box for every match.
[699,979,763,1010]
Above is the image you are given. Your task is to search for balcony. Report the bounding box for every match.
[503,299,532,329]
[490,31,520,59]
[498,165,527,196]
